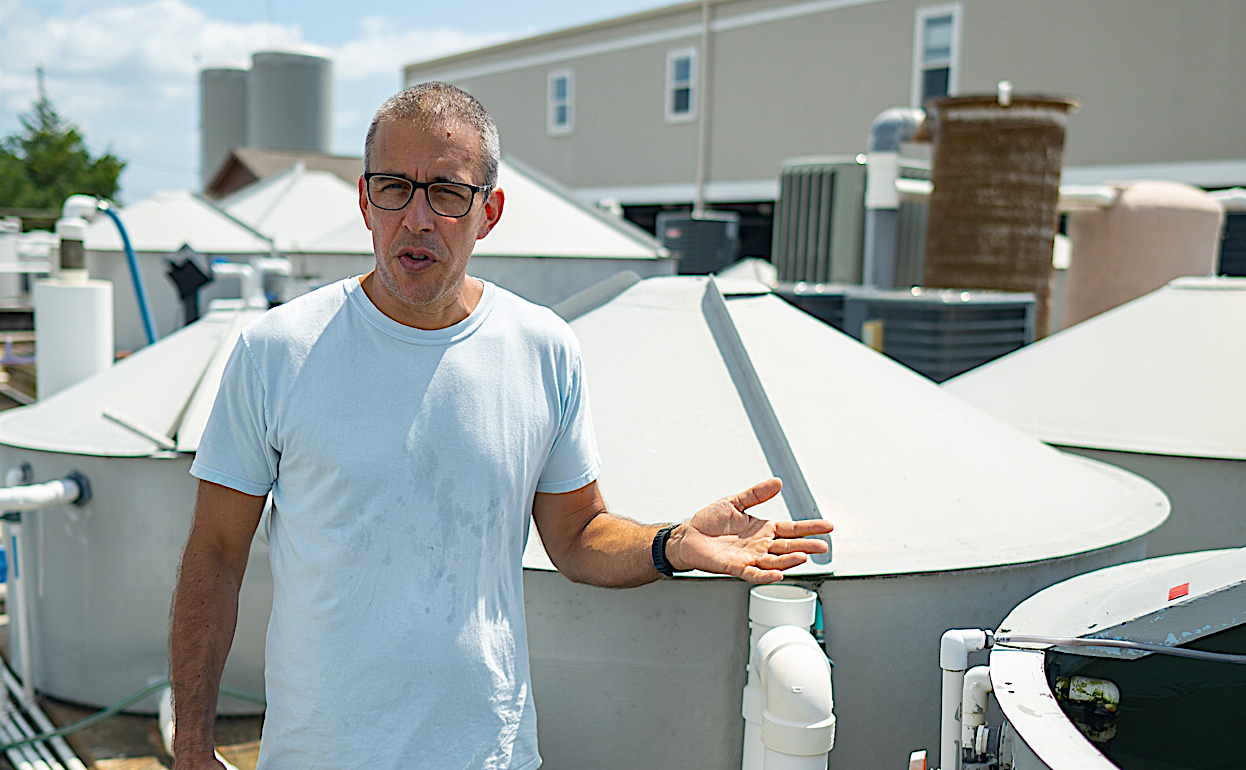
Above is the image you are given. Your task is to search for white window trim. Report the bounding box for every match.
[910,2,962,109]
[665,47,698,124]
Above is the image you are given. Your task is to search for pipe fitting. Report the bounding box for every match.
[940,629,989,671]
[754,626,835,757]
[960,666,992,749]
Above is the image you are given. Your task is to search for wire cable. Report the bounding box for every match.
[994,633,1246,664]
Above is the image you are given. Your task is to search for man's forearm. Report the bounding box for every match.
[559,512,679,588]
[168,543,244,762]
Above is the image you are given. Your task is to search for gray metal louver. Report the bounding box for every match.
[842,288,1036,382]
[656,211,740,275]
[1220,212,1246,277]
[771,157,866,284]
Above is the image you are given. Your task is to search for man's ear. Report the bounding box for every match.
[358,176,372,231]
[477,187,504,240]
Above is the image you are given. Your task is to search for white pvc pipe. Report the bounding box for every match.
[0,480,81,513]
[0,475,84,705]
[0,713,51,770]
[4,706,64,770]
[755,625,834,770]
[938,629,989,770]
[1,666,87,770]
[9,520,33,705]
[743,585,818,770]
[960,666,992,754]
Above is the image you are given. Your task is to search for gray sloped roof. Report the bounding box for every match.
[944,277,1246,460]
[523,276,1168,577]
[0,308,262,457]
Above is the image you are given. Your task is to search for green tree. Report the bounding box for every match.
[0,91,125,211]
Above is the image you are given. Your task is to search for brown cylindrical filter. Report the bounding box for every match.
[1062,181,1223,328]
[923,94,1078,337]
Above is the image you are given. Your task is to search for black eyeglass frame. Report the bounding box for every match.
[363,172,493,218]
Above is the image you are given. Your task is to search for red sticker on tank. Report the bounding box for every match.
[1168,583,1189,601]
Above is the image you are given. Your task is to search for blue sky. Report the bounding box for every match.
[0,0,672,204]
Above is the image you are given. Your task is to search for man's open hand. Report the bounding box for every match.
[667,478,833,583]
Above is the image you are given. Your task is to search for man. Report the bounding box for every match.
[169,82,832,770]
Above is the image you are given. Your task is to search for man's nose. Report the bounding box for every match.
[402,188,436,232]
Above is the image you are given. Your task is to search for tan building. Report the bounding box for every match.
[404,0,1246,255]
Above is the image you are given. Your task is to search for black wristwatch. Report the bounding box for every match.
[652,525,678,577]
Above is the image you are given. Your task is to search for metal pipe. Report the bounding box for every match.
[692,0,712,217]
[995,634,1246,664]
[864,108,925,288]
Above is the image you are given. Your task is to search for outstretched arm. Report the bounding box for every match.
[531,477,832,588]
[169,480,266,770]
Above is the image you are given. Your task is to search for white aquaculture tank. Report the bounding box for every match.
[944,276,1246,557]
[521,276,1168,770]
[988,547,1246,770]
[0,307,272,713]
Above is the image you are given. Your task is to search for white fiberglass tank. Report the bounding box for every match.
[990,547,1246,770]
[0,308,271,714]
[522,276,1167,770]
[944,276,1246,557]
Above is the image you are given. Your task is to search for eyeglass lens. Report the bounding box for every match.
[367,176,476,217]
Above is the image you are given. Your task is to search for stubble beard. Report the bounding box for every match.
[373,247,465,316]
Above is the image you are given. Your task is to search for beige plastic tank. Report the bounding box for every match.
[1063,181,1222,328]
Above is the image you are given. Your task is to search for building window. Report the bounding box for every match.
[666,48,697,123]
[912,3,961,108]
[548,69,574,135]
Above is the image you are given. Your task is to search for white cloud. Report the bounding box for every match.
[0,0,507,202]
[331,18,504,81]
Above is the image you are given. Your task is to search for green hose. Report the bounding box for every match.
[0,680,265,753]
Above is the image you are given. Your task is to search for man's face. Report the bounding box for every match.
[358,118,503,328]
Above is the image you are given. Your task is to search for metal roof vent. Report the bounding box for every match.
[656,210,740,274]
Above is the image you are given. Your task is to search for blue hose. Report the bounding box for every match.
[99,204,158,346]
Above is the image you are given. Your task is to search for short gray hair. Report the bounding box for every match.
[364,82,500,188]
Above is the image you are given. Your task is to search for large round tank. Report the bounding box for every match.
[246,51,332,154]
[989,548,1246,770]
[1062,181,1222,327]
[199,67,249,188]
[522,276,1167,770]
[0,309,272,714]
[923,94,1077,337]
[945,277,1246,557]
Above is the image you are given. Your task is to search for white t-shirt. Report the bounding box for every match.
[191,277,600,770]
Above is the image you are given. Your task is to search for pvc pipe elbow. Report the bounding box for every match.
[961,666,993,746]
[940,629,989,671]
[755,626,835,757]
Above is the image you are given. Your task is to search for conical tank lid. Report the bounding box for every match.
[523,276,1167,577]
[944,277,1246,460]
[0,308,262,457]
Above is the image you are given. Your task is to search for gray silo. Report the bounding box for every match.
[247,51,332,154]
[200,67,249,187]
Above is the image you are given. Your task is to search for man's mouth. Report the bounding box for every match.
[396,250,435,270]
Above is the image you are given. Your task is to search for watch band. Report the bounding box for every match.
[652,525,677,577]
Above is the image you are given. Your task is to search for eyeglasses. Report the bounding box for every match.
[363,173,491,218]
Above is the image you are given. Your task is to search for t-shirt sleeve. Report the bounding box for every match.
[190,337,279,497]
[536,345,600,494]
